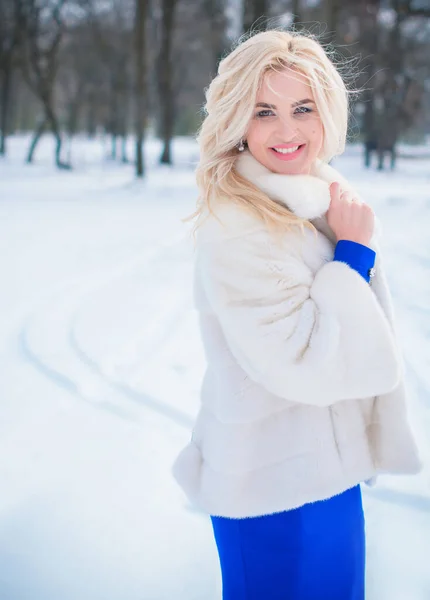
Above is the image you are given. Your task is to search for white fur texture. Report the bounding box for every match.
[172,151,421,518]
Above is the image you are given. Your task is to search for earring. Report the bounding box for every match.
[238,139,246,152]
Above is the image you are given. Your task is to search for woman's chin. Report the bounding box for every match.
[268,161,310,176]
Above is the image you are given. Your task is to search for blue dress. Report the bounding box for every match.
[209,241,376,600]
[211,485,365,600]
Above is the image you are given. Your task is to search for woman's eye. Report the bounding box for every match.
[256,110,275,118]
[294,106,312,114]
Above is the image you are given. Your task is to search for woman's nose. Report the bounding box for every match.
[277,116,299,140]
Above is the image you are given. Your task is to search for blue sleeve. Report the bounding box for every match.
[333,240,376,283]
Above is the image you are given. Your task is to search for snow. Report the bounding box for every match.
[0,134,429,599]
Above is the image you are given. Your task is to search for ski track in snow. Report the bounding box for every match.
[18,234,194,429]
[0,137,222,600]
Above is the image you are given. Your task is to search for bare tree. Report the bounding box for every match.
[58,23,93,161]
[20,0,70,168]
[204,0,229,76]
[166,0,215,136]
[324,0,341,44]
[358,0,430,169]
[134,0,148,177]
[291,0,301,27]
[158,0,178,164]
[243,0,269,33]
[85,0,133,162]
[0,0,24,156]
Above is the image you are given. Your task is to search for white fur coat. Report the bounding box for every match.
[172,151,421,518]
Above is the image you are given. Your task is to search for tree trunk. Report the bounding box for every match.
[291,0,301,27]
[109,82,119,159]
[158,0,177,165]
[54,127,65,169]
[118,91,129,163]
[0,0,23,156]
[359,0,380,159]
[45,104,70,169]
[20,0,68,168]
[86,93,97,138]
[26,96,70,169]
[205,0,228,76]
[134,0,147,178]
[254,0,268,27]
[121,135,129,163]
[111,133,118,160]
[66,83,83,140]
[325,0,341,44]
[0,67,11,156]
[27,119,47,163]
[66,93,81,162]
[0,58,14,156]
[243,0,268,33]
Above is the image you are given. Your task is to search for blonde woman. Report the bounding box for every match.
[172,30,420,600]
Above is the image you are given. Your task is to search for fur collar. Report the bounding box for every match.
[234,150,380,244]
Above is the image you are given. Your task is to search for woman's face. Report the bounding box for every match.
[245,68,324,175]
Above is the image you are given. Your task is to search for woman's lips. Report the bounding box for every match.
[269,144,306,161]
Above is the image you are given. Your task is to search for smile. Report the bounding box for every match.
[270,145,305,160]
[273,146,300,154]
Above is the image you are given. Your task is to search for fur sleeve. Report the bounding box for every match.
[197,227,401,407]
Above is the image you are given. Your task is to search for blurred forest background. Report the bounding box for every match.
[1,0,430,175]
[1,5,430,597]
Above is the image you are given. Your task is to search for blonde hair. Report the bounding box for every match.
[187,29,351,234]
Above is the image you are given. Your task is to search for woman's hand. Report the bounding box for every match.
[327,182,374,246]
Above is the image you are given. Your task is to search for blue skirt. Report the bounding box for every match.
[210,485,365,600]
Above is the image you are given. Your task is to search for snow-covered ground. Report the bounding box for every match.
[0,134,429,600]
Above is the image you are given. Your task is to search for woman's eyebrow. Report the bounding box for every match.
[292,98,315,107]
[255,102,277,109]
[255,99,316,109]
